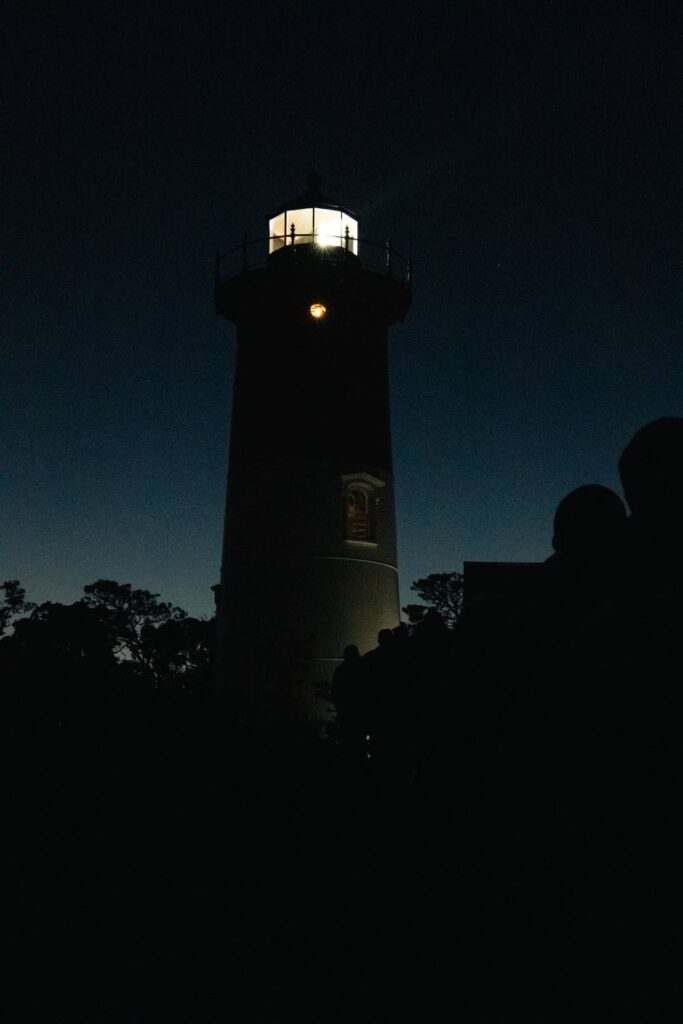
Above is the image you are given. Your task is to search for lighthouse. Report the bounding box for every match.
[215,173,411,719]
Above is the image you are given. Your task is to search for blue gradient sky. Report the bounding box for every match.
[3,0,681,618]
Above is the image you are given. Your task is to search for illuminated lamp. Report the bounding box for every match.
[266,173,358,255]
[309,303,327,319]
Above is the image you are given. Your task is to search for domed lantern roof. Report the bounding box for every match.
[268,172,359,256]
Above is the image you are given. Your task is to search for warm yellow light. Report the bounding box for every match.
[309,303,327,319]
[316,233,338,248]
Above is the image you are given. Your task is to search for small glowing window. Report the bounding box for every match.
[269,213,286,254]
[314,208,343,248]
[287,207,314,245]
[345,488,373,540]
[340,213,358,255]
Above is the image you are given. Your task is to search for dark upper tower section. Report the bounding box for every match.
[214,175,411,475]
[216,172,410,324]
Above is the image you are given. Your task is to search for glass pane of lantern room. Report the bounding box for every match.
[340,212,358,254]
[269,213,285,253]
[314,208,343,248]
[286,207,313,245]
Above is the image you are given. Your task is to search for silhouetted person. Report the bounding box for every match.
[331,645,367,771]
[412,607,450,655]
[362,629,417,789]
[434,482,629,996]
[619,416,683,576]
[362,629,394,733]
[376,628,394,648]
[391,621,411,648]
[551,483,626,565]
[540,483,628,641]
[547,418,683,1007]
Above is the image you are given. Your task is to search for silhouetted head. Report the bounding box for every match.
[377,629,393,647]
[421,608,447,633]
[552,485,626,558]
[342,644,360,662]
[618,418,683,523]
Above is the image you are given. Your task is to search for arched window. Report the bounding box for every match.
[345,487,373,541]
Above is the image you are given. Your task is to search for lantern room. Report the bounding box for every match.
[268,172,358,256]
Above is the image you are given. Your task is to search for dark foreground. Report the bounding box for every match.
[17,686,681,1022]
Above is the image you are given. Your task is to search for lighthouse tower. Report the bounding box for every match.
[215,173,411,717]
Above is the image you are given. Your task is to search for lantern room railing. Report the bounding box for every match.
[215,232,411,285]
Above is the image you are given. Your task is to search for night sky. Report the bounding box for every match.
[3,0,681,619]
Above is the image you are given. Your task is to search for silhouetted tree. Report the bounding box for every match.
[0,579,34,636]
[81,579,188,685]
[10,599,114,667]
[402,571,464,629]
[145,614,214,690]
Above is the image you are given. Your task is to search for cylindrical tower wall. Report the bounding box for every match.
[216,246,410,721]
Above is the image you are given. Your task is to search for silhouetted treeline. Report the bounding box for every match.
[2,578,214,687]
